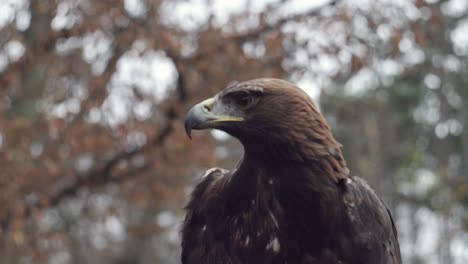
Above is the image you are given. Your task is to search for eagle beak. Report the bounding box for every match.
[185,98,243,139]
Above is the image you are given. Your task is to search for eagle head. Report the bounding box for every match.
[185,78,346,167]
[185,79,318,138]
[185,78,349,181]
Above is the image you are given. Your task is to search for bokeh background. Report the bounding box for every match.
[0,0,467,263]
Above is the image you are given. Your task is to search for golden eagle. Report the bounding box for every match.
[183,79,401,264]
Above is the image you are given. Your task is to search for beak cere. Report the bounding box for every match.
[184,97,243,138]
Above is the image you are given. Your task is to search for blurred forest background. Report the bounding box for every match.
[0,0,467,263]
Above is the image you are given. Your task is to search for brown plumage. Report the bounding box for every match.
[183,78,401,263]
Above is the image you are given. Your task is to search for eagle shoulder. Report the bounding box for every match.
[184,167,230,215]
[200,167,229,179]
[340,177,401,264]
[181,167,232,263]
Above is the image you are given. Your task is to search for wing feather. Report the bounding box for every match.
[181,167,231,263]
[341,177,402,264]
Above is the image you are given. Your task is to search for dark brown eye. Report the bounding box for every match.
[225,90,260,108]
[236,95,251,107]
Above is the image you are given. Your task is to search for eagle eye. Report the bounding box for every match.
[232,93,255,108]
[237,95,250,106]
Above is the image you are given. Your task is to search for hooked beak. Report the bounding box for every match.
[184,98,243,139]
